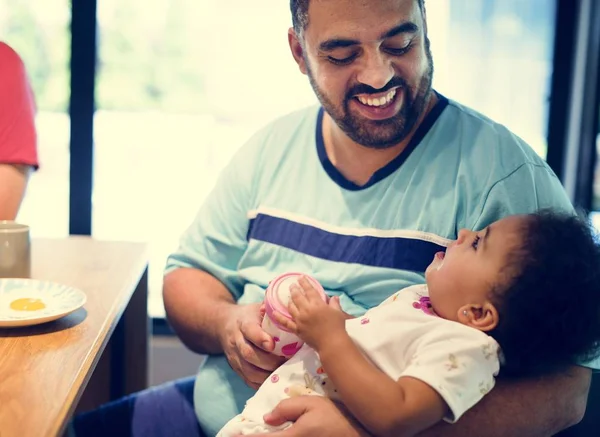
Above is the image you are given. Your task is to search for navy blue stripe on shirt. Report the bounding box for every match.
[247,214,445,272]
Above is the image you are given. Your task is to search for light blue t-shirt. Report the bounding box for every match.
[166,95,576,436]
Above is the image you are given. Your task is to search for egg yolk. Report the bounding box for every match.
[10,298,46,311]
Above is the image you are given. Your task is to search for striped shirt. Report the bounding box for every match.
[165,95,575,435]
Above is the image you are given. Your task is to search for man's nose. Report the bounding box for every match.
[356,52,394,90]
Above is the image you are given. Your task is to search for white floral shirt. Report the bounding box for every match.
[218,284,500,436]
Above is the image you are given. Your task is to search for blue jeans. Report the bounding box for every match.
[70,377,205,437]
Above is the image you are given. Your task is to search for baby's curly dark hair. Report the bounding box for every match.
[489,209,600,377]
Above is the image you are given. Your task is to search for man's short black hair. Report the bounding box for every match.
[290,0,426,35]
[490,210,600,377]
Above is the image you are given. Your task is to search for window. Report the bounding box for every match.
[93,0,558,317]
[94,0,316,316]
[1,1,71,237]
[428,0,556,158]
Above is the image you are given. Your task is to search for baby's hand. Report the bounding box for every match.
[273,276,348,351]
[327,295,355,321]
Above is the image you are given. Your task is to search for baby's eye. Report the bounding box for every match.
[471,235,481,250]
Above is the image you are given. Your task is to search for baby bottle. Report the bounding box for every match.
[261,272,327,357]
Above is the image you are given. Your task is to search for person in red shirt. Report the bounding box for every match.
[0,42,38,220]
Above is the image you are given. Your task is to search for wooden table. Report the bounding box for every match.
[0,237,149,437]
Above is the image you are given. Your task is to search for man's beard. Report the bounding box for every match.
[307,41,434,150]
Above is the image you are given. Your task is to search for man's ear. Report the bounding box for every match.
[288,27,308,75]
[457,302,499,332]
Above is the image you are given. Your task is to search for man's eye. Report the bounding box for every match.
[327,54,357,65]
[471,235,481,250]
[384,43,413,56]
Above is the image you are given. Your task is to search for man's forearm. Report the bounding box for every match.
[163,267,236,355]
[416,366,591,437]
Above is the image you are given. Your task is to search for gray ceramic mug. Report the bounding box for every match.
[0,221,31,278]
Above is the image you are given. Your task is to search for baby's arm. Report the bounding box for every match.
[274,277,449,437]
[319,335,449,437]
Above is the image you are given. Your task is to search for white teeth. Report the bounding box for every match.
[357,89,397,107]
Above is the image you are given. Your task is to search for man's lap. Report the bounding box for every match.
[70,357,256,437]
[70,377,204,437]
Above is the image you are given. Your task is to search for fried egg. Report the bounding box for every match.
[9,298,46,311]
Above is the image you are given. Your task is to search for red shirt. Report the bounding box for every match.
[0,42,38,168]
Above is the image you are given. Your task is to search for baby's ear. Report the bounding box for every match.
[458,303,499,332]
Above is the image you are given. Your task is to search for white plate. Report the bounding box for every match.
[0,278,87,328]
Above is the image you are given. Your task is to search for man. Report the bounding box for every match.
[72,1,593,436]
[0,42,38,220]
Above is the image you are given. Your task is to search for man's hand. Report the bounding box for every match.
[251,396,370,437]
[219,303,285,389]
[273,276,349,351]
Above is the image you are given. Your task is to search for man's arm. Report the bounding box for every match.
[416,366,591,437]
[163,267,285,388]
[0,164,30,220]
[163,267,236,355]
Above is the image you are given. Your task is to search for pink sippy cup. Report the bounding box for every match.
[261,272,327,357]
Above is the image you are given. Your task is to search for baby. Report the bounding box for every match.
[218,210,600,437]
